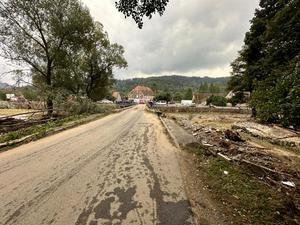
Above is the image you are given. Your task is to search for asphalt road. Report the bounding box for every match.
[0,106,194,225]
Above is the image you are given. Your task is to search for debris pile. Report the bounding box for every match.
[167,113,300,221]
[178,119,300,196]
[0,111,53,133]
[233,122,300,150]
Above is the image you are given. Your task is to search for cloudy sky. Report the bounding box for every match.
[0,0,259,83]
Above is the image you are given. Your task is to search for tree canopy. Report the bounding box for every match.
[228,0,300,128]
[115,0,169,28]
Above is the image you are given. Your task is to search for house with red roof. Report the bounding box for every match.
[128,85,155,103]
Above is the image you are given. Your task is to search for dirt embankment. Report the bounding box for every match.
[167,112,300,225]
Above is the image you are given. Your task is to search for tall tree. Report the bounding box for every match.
[81,23,127,101]
[0,0,94,114]
[228,0,300,127]
[184,88,193,100]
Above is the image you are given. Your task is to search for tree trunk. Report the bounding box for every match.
[47,97,54,117]
[46,60,53,117]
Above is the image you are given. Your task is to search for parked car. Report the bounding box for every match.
[117,100,134,108]
[155,101,167,106]
[99,99,113,104]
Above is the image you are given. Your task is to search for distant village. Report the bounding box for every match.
[109,85,249,108]
[0,83,249,109]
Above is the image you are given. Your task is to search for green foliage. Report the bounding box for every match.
[155,92,172,102]
[251,62,300,128]
[228,0,300,128]
[206,95,227,107]
[0,90,6,101]
[21,86,39,101]
[229,92,247,106]
[198,82,223,93]
[198,82,209,93]
[105,94,116,102]
[184,88,193,100]
[173,92,183,102]
[114,76,229,95]
[0,0,127,114]
[115,0,169,28]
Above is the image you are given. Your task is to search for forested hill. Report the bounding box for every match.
[114,75,229,94]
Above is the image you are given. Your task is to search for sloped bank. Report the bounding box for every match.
[159,114,300,225]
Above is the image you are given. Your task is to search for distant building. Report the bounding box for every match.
[112,92,122,102]
[6,94,15,101]
[128,86,154,102]
[6,94,26,102]
[181,100,194,106]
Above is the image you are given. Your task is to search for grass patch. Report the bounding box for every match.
[186,145,300,225]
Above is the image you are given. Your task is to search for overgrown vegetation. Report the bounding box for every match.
[0,90,6,101]
[228,91,247,106]
[228,0,300,128]
[187,145,300,225]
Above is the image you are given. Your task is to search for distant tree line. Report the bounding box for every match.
[114,76,229,96]
[0,0,127,114]
[228,0,300,128]
[198,82,223,93]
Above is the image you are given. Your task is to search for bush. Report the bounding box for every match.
[154,92,172,102]
[58,98,118,115]
[0,91,7,101]
[229,92,247,106]
[206,95,227,107]
[22,86,39,101]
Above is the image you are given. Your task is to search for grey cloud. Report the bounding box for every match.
[1,0,259,83]
[83,0,259,78]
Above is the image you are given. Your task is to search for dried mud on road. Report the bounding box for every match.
[0,106,194,225]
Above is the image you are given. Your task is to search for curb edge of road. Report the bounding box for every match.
[159,117,180,148]
[0,105,136,153]
[157,112,199,225]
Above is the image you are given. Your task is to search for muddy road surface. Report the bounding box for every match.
[0,106,193,225]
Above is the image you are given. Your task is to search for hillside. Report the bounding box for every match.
[114,75,229,94]
[0,82,11,89]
